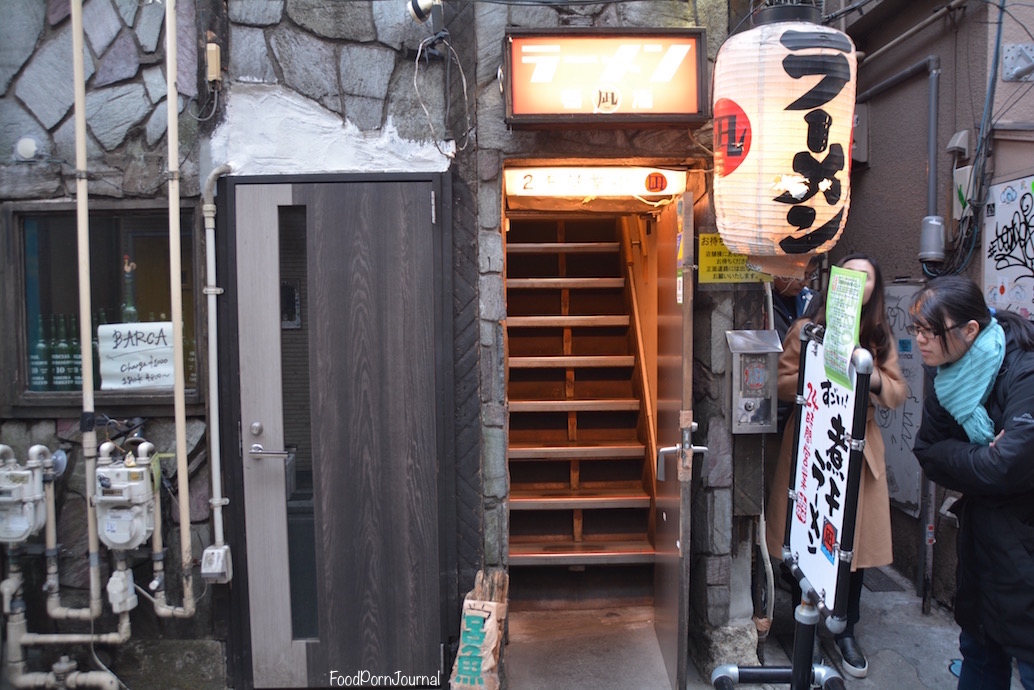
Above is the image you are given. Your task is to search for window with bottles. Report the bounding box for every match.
[18,208,196,397]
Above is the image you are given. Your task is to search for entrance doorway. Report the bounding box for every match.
[502,181,694,688]
[224,176,453,688]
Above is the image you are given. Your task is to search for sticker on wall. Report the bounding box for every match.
[983,175,1034,320]
[697,233,771,285]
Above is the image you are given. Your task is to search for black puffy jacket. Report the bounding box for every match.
[913,325,1034,663]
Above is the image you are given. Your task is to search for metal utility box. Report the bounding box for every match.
[726,330,783,434]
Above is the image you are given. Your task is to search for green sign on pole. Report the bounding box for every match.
[823,265,866,389]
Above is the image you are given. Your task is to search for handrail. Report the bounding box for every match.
[626,261,658,490]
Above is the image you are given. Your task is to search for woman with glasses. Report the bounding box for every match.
[766,253,906,678]
[911,275,1034,690]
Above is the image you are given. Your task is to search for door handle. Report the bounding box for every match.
[657,445,679,482]
[657,441,709,482]
[249,443,289,460]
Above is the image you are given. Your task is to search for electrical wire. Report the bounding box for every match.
[187,87,219,122]
[413,31,473,158]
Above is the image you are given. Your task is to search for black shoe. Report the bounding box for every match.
[836,636,868,678]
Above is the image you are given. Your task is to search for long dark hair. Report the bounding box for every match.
[910,275,1034,351]
[801,252,893,363]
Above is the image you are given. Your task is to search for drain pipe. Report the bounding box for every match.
[203,163,231,554]
[856,55,940,221]
[857,56,940,612]
[159,0,195,619]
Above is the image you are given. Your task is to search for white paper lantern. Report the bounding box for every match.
[712,21,857,275]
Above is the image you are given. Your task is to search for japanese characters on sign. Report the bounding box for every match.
[712,22,857,260]
[789,336,859,612]
[504,29,706,126]
[823,264,866,389]
[450,601,505,689]
[697,233,771,285]
[504,167,686,198]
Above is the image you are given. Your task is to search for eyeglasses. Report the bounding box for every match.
[905,322,965,338]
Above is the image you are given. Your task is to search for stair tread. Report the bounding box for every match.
[507,315,630,327]
[510,488,651,510]
[507,242,621,254]
[508,442,645,460]
[509,539,655,565]
[510,398,640,412]
[508,277,624,289]
[509,355,634,368]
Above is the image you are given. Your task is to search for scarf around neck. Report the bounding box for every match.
[934,317,1006,445]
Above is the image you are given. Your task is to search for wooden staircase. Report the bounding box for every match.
[505,218,654,569]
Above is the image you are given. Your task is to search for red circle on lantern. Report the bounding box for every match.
[713,98,751,177]
[645,173,668,193]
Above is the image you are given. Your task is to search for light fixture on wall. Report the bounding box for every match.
[408,0,440,23]
[408,0,444,35]
[711,1,857,278]
[14,136,42,162]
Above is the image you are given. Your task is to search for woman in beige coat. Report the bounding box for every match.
[765,253,906,678]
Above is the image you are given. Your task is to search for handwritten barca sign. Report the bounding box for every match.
[98,322,174,391]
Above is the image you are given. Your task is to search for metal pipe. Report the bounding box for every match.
[162,0,195,619]
[856,56,941,219]
[859,0,968,67]
[203,163,231,549]
[35,444,102,621]
[926,59,941,216]
[68,0,104,626]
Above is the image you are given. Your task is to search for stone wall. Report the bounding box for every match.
[1,0,201,199]
[1,0,777,683]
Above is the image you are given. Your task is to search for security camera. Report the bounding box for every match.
[408,0,441,23]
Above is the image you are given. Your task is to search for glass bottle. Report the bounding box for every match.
[186,331,197,388]
[121,255,139,323]
[70,314,82,390]
[94,309,107,388]
[51,315,73,392]
[29,314,51,392]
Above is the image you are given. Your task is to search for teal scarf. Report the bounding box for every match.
[934,318,1006,445]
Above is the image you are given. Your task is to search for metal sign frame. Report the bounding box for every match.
[502,27,709,128]
[780,322,873,624]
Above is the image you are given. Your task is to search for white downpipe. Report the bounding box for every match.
[68,0,105,624]
[203,163,231,548]
[162,0,195,618]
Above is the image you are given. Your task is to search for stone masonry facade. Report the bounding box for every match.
[0,0,763,683]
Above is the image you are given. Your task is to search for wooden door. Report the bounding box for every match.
[233,177,448,687]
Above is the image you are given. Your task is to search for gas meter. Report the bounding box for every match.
[0,444,47,544]
[95,442,155,551]
[726,330,783,434]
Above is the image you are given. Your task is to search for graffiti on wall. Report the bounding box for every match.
[984,175,1034,318]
